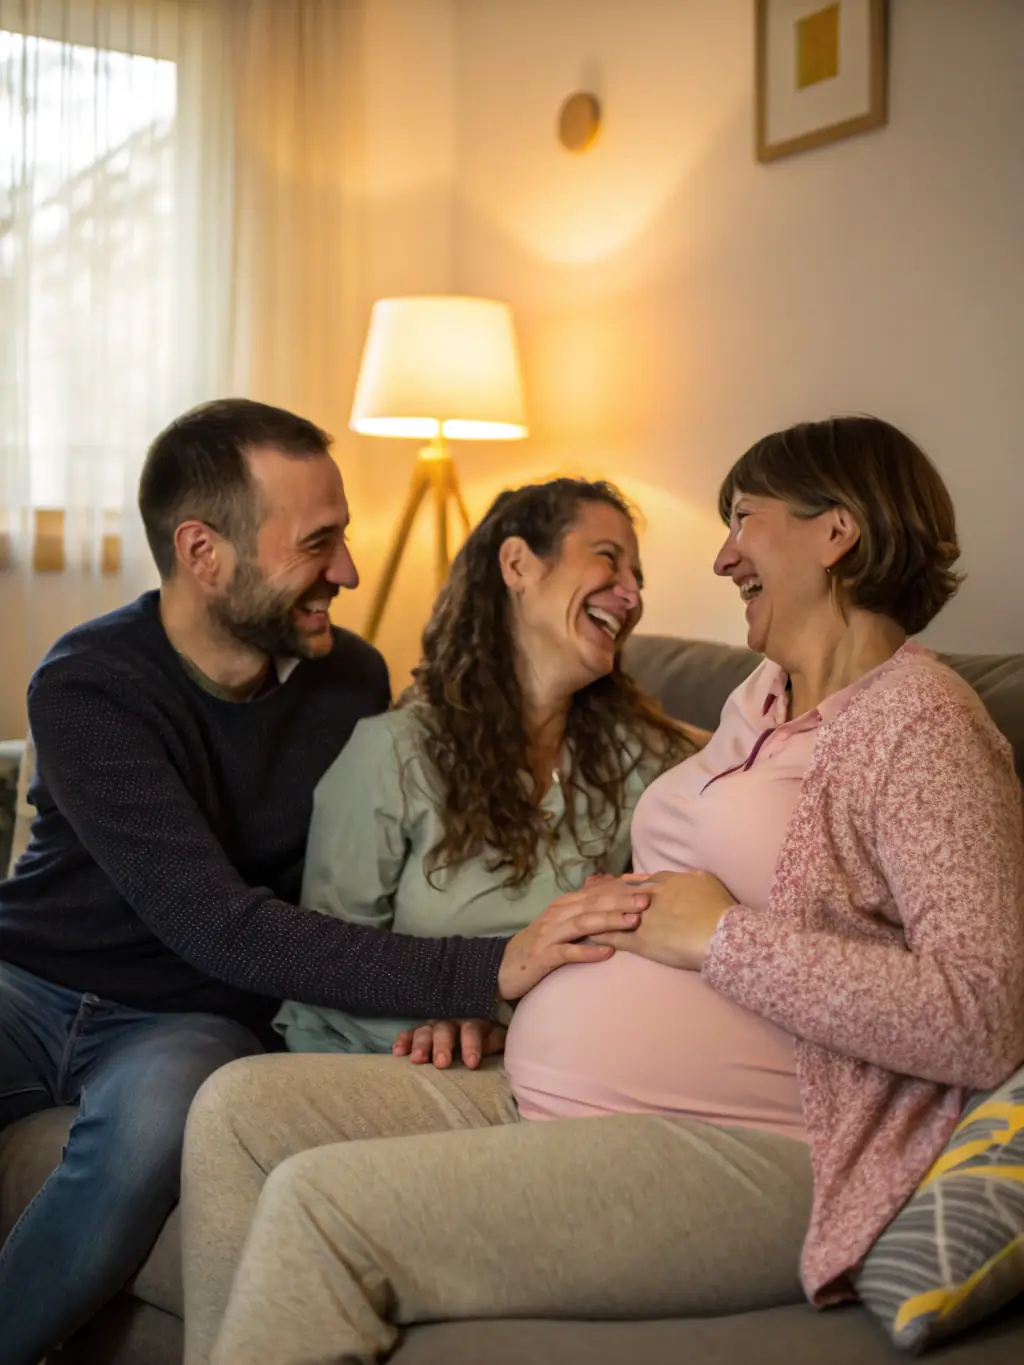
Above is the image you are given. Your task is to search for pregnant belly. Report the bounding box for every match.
[504,953,806,1141]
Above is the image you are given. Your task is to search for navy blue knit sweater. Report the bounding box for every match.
[0,593,506,1030]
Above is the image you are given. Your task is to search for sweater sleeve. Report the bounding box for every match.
[27,662,505,1018]
[702,694,1024,1090]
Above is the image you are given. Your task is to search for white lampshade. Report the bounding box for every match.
[350,296,528,441]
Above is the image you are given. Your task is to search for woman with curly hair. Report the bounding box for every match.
[272,477,695,1057]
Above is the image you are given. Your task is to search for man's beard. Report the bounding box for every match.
[210,556,330,660]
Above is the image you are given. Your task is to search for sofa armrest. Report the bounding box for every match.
[1,734,33,877]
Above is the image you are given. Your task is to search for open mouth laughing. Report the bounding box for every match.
[738,576,762,603]
[294,594,335,630]
[582,601,626,644]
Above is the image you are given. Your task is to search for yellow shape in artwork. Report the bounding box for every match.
[796,3,840,90]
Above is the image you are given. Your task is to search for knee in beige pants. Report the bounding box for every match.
[182,1051,518,1365]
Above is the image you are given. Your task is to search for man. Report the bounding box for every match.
[0,399,646,1364]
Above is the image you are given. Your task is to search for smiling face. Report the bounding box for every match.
[210,446,358,660]
[713,490,856,662]
[501,499,643,696]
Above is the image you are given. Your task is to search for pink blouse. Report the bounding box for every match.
[504,657,882,1140]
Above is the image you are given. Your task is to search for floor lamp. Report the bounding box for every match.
[350,297,529,645]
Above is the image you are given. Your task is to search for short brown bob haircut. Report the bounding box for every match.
[718,415,962,636]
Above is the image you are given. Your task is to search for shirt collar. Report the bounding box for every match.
[761,665,791,722]
[760,640,925,726]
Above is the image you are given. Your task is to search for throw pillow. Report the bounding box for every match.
[857,1062,1024,1353]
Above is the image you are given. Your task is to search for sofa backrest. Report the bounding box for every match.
[623,636,1024,784]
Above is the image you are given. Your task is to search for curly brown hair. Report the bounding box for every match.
[405,477,694,889]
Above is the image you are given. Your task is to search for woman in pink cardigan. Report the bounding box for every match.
[185,416,1024,1365]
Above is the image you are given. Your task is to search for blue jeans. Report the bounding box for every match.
[0,960,261,1365]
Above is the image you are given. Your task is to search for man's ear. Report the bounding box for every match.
[821,505,861,570]
[498,535,539,593]
[173,520,228,590]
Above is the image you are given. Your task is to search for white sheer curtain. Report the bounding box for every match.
[224,0,363,434]
[221,0,370,648]
[0,0,232,735]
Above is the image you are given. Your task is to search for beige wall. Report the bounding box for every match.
[416,0,1023,687]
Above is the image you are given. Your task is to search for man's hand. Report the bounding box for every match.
[589,870,736,970]
[392,1019,507,1070]
[496,882,649,1001]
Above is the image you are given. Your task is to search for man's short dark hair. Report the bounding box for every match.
[138,398,332,579]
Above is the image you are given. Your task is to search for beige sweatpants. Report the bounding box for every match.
[181,1053,813,1365]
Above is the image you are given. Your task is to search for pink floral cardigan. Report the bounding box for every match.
[701,643,1024,1304]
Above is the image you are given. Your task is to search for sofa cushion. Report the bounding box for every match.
[391,1301,1024,1365]
[0,1107,71,1246]
[60,1298,183,1365]
[939,654,1024,782]
[53,1300,1024,1365]
[857,1062,1024,1352]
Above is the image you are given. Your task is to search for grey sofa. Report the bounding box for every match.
[1,634,1022,1364]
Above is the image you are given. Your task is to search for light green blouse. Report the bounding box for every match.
[274,705,665,1054]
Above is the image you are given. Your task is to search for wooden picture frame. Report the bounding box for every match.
[756,0,888,163]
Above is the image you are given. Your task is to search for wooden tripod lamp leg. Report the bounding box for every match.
[363,439,474,642]
[447,457,472,535]
[430,460,450,591]
[429,455,473,588]
[363,460,431,644]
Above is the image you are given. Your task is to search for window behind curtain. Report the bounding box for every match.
[0,0,230,735]
[0,22,178,570]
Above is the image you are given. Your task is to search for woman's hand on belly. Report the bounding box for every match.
[589,870,738,970]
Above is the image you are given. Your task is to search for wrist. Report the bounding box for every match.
[493,995,515,1026]
[700,903,738,970]
[483,939,516,1015]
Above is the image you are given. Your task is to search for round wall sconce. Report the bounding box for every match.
[558,92,602,153]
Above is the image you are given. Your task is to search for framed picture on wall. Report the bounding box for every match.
[756,0,888,163]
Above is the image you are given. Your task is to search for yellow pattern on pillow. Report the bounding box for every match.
[857,1064,1024,1353]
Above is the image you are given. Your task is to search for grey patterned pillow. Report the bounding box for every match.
[857,1062,1024,1352]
